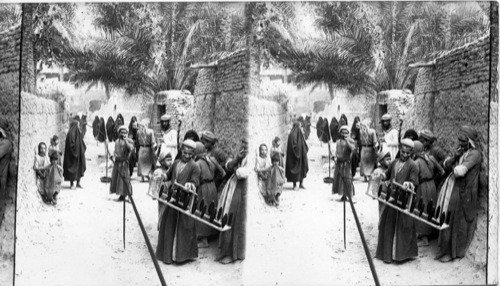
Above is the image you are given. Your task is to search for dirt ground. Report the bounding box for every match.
[14,132,486,286]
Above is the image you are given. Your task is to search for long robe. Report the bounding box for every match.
[44,163,63,202]
[0,138,12,196]
[360,128,378,176]
[285,123,309,183]
[156,159,200,264]
[34,154,50,197]
[304,116,311,140]
[218,156,248,261]
[266,164,285,200]
[332,139,354,197]
[209,147,230,191]
[63,121,86,182]
[436,149,481,259]
[137,127,156,177]
[195,156,219,238]
[109,138,134,197]
[128,125,139,176]
[255,155,271,200]
[375,158,419,263]
[414,155,437,237]
[148,166,170,230]
[382,128,399,161]
[160,128,178,161]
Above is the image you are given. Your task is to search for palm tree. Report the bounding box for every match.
[58,3,248,98]
[364,2,489,91]
[264,2,376,100]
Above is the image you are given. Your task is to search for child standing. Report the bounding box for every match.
[49,135,63,165]
[270,137,284,167]
[265,152,285,206]
[255,144,271,204]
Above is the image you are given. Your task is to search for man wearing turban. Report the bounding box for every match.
[332,126,356,201]
[434,125,482,262]
[156,139,200,264]
[379,114,399,161]
[110,126,135,201]
[419,129,447,188]
[373,138,419,263]
[159,114,178,162]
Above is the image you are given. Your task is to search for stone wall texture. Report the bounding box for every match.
[0,23,20,280]
[17,92,67,225]
[406,32,497,272]
[183,49,250,157]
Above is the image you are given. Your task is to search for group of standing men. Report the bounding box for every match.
[108,114,248,265]
[331,112,482,264]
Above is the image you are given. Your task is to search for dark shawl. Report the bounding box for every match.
[285,123,309,182]
[63,120,87,181]
[106,116,116,142]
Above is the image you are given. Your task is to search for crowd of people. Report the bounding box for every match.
[329,112,482,264]
[104,114,248,265]
[31,109,483,269]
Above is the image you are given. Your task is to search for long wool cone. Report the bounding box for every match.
[106,116,116,142]
[330,117,340,143]
[97,117,107,143]
[92,116,100,139]
[316,117,324,141]
[321,118,330,143]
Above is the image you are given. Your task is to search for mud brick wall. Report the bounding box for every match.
[18,92,68,224]
[0,23,20,278]
[248,96,288,166]
[0,24,21,196]
[408,33,497,270]
[184,49,250,157]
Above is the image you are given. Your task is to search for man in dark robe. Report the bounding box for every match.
[285,121,309,190]
[217,139,248,264]
[332,126,355,201]
[156,140,200,264]
[435,125,482,262]
[373,138,419,263]
[63,117,86,189]
[0,120,12,198]
[200,131,231,191]
[110,126,135,201]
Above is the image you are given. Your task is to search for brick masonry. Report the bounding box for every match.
[183,49,250,158]
[0,24,20,267]
[401,31,498,272]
